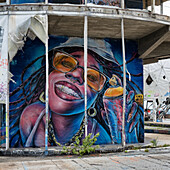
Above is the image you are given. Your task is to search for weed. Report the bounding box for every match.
[144,149,149,152]
[62,133,100,156]
[162,144,170,147]
[132,146,141,150]
[150,138,158,147]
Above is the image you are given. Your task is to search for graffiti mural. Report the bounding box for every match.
[9,36,143,147]
[10,0,121,6]
[11,0,119,5]
[0,27,7,104]
[11,0,45,4]
[0,16,8,147]
[10,0,143,9]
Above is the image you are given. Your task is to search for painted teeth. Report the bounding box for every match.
[56,85,80,98]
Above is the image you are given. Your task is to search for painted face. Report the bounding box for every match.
[49,50,105,115]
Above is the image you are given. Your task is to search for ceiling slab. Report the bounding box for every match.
[48,15,165,39]
[48,15,170,63]
[139,25,170,59]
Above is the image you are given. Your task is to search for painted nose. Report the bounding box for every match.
[65,67,84,85]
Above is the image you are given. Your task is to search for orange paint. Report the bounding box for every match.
[104,86,123,97]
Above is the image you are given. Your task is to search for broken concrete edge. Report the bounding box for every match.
[144,122,170,128]
[145,129,170,134]
[0,143,169,156]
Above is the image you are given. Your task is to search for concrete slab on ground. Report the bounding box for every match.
[0,133,170,156]
[145,119,170,127]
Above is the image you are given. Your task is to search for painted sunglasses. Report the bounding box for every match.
[52,50,107,92]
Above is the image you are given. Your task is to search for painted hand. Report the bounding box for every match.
[103,89,140,144]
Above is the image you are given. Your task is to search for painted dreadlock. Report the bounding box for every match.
[9,55,45,147]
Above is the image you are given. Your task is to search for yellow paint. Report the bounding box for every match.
[135,94,143,106]
[104,86,123,97]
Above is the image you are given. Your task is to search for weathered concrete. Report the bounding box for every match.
[145,119,170,134]
[145,121,170,128]
[145,126,170,134]
[145,133,170,146]
[0,133,170,156]
[0,4,169,63]
[0,146,170,170]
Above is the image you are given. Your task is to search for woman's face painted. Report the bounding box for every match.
[49,50,104,115]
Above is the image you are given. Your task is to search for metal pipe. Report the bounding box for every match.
[45,14,49,156]
[168,82,170,97]
[121,18,126,149]
[152,0,155,13]
[5,64,9,150]
[160,0,163,15]
[45,0,48,4]
[84,15,88,138]
[121,0,125,9]
[5,70,9,149]
[6,0,10,5]
[6,15,9,150]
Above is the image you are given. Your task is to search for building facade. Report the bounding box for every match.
[0,0,169,150]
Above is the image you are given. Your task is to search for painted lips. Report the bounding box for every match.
[55,81,83,101]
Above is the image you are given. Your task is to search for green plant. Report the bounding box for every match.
[61,133,100,156]
[144,149,149,152]
[132,146,141,150]
[162,144,170,147]
[150,138,158,147]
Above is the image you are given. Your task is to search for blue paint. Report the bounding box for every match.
[8,36,143,147]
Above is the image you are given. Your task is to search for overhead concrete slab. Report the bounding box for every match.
[0,4,169,63]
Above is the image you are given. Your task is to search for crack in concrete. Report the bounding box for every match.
[139,156,170,168]
[89,163,103,166]
[109,157,136,169]
[51,160,62,169]
[81,159,99,170]
[71,159,89,169]
[148,155,170,165]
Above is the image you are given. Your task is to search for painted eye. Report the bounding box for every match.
[87,74,97,82]
[61,60,74,68]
